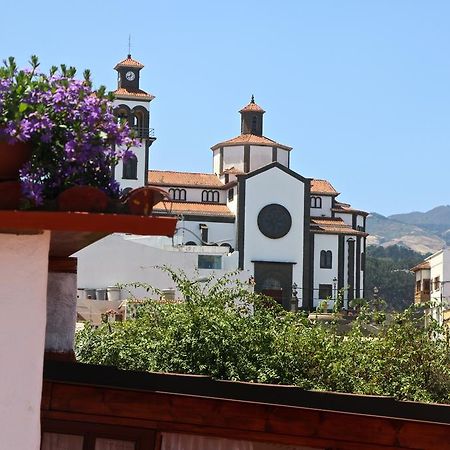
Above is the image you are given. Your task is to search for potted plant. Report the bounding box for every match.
[0,55,138,210]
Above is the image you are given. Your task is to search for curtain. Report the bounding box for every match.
[41,433,83,450]
[161,433,320,450]
[95,438,135,450]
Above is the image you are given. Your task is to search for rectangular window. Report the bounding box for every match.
[318,284,332,299]
[423,279,431,293]
[228,188,234,201]
[416,280,421,293]
[198,255,222,269]
[434,276,440,291]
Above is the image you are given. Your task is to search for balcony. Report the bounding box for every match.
[131,126,155,139]
[415,291,430,304]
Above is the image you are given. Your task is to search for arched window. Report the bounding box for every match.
[185,241,197,246]
[201,190,220,202]
[169,188,186,201]
[122,154,138,180]
[311,196,322,208]
[320,250,332,269]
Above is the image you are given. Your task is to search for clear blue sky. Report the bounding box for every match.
[2,0,450,216]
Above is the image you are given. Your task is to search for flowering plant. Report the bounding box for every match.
[0,56,137,205]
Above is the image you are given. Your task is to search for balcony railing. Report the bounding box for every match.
[131,127,155,139]
[415,291,430,304]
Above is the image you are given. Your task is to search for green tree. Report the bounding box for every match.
[76,269,450,404]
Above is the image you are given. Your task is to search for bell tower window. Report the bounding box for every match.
[122,155,138,180]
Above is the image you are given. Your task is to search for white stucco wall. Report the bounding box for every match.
[176,219,236,247]
[46,272,77,353]
[310,195,332,217]
[242,166,305,296]
[277,149,289,167]
[168,186,226,203]
[227,185,238,215]
[249,145,272,172]
[0,231,51,450]
[213,148,221,174]
[312,234,339,307]
[115,142,147,190]
[223,146,245,172]
[335,212,352,226]
[357,215,365,228]
[75,234,248,300]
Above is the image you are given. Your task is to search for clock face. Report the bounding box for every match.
[257,204,292,239]
[125,71,135,81]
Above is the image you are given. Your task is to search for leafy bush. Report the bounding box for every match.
[76,269,450,404]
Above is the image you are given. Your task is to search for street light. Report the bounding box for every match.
[291,283,298,312]
[373,286,379,299]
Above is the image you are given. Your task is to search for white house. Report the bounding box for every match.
[76,56,369,311]
[411,247,450,326]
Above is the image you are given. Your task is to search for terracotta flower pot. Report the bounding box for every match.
[0,181,23,210]
[122,186,169,216]
[0,140,32,180]
[57,186,110,212]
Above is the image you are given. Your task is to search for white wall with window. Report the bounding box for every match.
[312,233,339,307]
[310,195,332,217]
[176,218,236,248]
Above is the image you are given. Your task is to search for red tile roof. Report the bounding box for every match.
[332,201,369,216]
[310,179,338,196]
[411,261,431,272]
[113,87,155,101]
[153,201,234,218]
[114,55,144,70]
[211,134,292,151]
[222,167,245,175]
[310,217,367,236]
[148,170,224,188]
[239,97,265,113]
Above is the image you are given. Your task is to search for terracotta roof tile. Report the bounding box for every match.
[113,87,155,101]
[239,97,265,113]
[148,170,224,188]
[411,261,431,272]
[222,167,245,175]
[153,201,234,218]
[310,179,338,195]
[211,134,292,151]
[114,55,144,69]
[311,217,367,236]
[332,201,369,216]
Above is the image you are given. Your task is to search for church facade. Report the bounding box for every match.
[77,55,368,311]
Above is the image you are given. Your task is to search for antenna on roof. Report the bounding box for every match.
[128,34,132,58]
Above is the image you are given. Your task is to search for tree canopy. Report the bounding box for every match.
[76,269,450,404]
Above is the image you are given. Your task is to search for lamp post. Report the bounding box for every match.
[333,276,337,301]
[291,282,298,312]
[347,237,356,309]
[373,286,379,300]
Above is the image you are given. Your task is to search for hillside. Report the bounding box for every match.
[389,205,450,242]
[365,245,425,310]
[366,212,445,254]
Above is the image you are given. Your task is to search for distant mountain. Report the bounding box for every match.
[366,211,446,255]
[389,205,450,239]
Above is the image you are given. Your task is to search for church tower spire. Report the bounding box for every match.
[239,95,265,136]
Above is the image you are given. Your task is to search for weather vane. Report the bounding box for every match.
[128,34,132,57]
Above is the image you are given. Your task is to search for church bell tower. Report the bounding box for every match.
[112,54,156,191]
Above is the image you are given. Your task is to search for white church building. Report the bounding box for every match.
[76,55,369,311]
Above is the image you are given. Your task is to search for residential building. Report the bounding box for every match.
[411,247,450,326]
